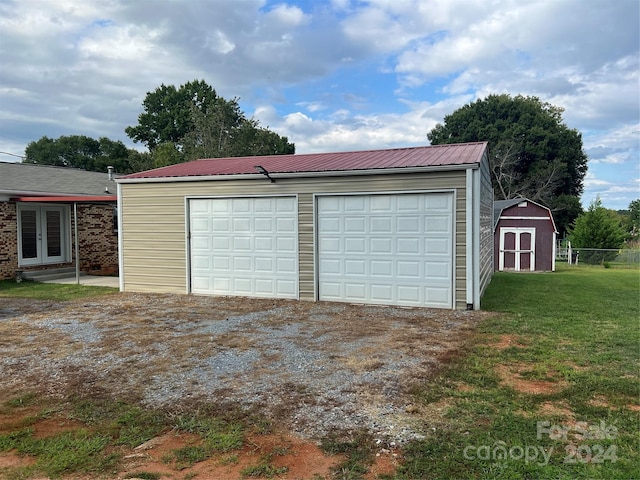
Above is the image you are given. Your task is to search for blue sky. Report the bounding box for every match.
[0,0,638,210]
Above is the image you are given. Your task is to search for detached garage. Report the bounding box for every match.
[116,142,493,309]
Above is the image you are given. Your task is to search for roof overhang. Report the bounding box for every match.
[116,163,480,185]
[11,195,116,203]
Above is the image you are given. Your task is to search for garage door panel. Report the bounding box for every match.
[397,285,421,303]
[276,217,295,232]
[371,260,392,276]
[190,197,298,299]
[254,218,273,232]
[276,257,296,273]
[192,255,210,269]
[370,238,392,254]
[425,238,451,255]
[233,237,251,251]
[397,195,420,211]
[345,259,366,275]
[370,195,392,211]
[319,217,340,232]
[192,236,209,249]
[213,256,230,270]
[318,193,453,308]
[255,257,273,272]
[425,261,449,278]
[397,260,420,278]
[276,280,297,296]
[233,256,251,271]
[371,217,392,232]
[398,217,420,233]
[276,237,296,252]
[425,287,450,307]
[346,283,366,299]
[233,199,251,213]
[213,237,230,250]
[345,238,366,253]
[320,237,341,253]
[192,218,209,232]
[345,196,366,212]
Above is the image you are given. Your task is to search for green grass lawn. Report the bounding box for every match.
[394,264,640,480]
[0,279,117,301]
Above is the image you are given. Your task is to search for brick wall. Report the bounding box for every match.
[0,202,118,280]
[74,204,119,275]
[0,202,18,280]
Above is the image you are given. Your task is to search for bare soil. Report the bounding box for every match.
[0,293,489,478]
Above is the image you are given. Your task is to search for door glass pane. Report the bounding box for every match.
[21,210,38,259]
[46,210,62,257]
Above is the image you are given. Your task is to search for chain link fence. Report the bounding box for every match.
[557,243,640,268]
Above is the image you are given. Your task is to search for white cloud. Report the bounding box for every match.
[266,4,309,26]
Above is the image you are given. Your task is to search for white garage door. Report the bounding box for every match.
[189,196,298,298]
[317,192,454,308]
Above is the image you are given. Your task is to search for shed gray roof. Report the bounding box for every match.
[493,198,524,226]
[0,162,117,196]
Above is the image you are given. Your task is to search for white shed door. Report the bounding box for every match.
[190,197,298,298]
[317,193,453,308]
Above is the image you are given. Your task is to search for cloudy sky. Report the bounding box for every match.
[0,0,638,210]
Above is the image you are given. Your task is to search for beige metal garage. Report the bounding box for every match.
[116,142,493,309]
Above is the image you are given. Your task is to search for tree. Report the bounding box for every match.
[428,94,588,234]
[569,198,626,264]
[125,79,294,159]
[626,199,640,240]
[24,135,135,173]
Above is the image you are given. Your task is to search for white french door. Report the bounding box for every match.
[499,227,536,271]
[18,204,69,266]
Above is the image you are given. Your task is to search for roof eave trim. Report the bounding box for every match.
[116,163,480,184]
[11,195,117,203]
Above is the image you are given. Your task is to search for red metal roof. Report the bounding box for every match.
[120,142,487,180]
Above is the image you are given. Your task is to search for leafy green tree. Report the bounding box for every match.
[24,135,134,173]
[428,94,588,234]
[125,79,294,159]
[627,199,640,239]
[569,198,626,263]
[151,142,184,168]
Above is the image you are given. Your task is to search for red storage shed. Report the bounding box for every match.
[494,198,558,272]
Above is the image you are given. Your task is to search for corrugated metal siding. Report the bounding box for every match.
[120,170,470,307]
[478,152,494,297]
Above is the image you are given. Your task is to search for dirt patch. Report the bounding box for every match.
[538,401,575,419]
[114,431,340,479]
[495,363,566,395]
[491,334,527,350]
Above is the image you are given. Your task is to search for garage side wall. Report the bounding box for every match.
[478,153,494,297]
[119,171,470,308]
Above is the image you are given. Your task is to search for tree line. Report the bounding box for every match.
[22,83,637,238]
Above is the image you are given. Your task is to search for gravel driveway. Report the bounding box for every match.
[0,293,486,444]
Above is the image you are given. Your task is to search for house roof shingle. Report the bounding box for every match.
[120,142,488,181]
[0,162,117,197]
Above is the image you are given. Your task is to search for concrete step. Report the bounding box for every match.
[22,268,85,282]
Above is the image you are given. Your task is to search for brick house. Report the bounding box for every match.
[0,162,118,280]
